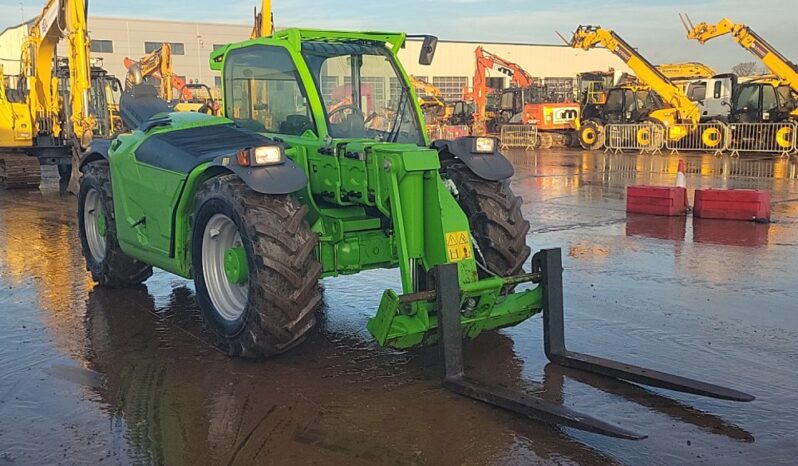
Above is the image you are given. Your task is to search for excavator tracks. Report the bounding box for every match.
[0,154,42,190]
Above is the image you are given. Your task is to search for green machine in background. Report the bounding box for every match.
[77,27,753,439]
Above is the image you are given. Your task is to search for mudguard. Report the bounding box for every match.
[208,153,308,195]
[79,138,112,169]
[432,137,514,181]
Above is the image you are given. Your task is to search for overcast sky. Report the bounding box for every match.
[1,0,796,72]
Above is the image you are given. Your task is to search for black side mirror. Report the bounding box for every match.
[419,35,438,65]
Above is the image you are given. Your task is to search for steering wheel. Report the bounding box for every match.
[329,104,364,124]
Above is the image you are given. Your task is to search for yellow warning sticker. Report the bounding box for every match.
[446,230,473,263]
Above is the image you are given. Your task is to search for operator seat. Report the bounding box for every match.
[119,84,173,130]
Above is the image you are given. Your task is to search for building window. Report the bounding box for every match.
[320,76,338,102]
[214,76,222,88]
[145,41,185,55]
[90,40,113,53]
[213,44,226,51]
[432,76,468,100]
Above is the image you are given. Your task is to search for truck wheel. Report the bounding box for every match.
[445,164,530,277]
[78,162,153,287]
[191,175,322,358]
[579,120,605,150]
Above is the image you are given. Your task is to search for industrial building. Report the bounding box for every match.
[2,16,630,99]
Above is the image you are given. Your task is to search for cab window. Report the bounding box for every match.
[224,45,315,136]
[776,86,796,110]
[604,89,623,113]
[762,85,778,113]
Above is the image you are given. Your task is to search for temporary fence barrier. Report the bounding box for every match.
[604,123,665,154]
[426,124,473,141]
[726,122,797,157]
[499,125,538,151]
[665,122,730,156]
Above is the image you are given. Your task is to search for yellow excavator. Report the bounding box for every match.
[657,62,716,90]
[682,15,798,123]
[565,25,703,150]
[0,0,117,188]
[123,44,217,114]
[409,75,447,123]
[124,43,174,102]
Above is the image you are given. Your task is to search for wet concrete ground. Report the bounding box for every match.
[1,150,797,465]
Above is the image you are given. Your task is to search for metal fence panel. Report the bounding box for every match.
[665,122,729,155]
[500,125,538,151]
[727,122,797,157]
[604,124,665,154]
[427,125,473,141]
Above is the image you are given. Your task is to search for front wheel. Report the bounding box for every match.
[190,175,322,358]
[445,163,531,278]
[579,120,605,150]
[78,162,153,287]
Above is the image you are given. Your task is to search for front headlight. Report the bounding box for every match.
[473,137,496,154]
[252,146,283,165]
[236,145,284,167]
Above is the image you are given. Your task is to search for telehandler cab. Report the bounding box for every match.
[78,28,752,439]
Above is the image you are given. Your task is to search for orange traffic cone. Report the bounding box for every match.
[676,159,690,210]
[676,159,686,188]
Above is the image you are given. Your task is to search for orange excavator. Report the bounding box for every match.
[465,46,535,133]
[467,47,580,146]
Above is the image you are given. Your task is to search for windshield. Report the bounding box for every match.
[302,42,423,144]
[734,84,760,112]
[777,86,797,110]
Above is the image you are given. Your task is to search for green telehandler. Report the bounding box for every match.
[77,28,752,440]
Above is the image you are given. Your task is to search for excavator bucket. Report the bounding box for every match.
[434,248,754,439]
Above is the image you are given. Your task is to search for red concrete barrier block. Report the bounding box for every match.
[626,186,687,216]
[693,189,770,222]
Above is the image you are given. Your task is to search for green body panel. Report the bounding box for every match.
[109,113,235,277]
[104,28,541,349]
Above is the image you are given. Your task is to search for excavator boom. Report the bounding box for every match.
[251,0,273,38]
[682,15,798,95]
[569,25,700,125]
[23,0,95,146]
[470,46,536,121]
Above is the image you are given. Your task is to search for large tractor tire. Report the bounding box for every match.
[445,164,531,278]
[190,175,322,358]
[578,120,605,150]
[78,162,153,287]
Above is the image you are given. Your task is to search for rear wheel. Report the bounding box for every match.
[191,175,322,358]
[579,120,605,150]
[78,162,153,287]
[445,163,530,278]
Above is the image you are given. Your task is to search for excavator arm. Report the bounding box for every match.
[123,43,174,101]
[568,25,700,125]
[470,46,536,120]
[410,75,445,109]
[22,0,94,146]
[682,15,798,95]
[251,0,273,38]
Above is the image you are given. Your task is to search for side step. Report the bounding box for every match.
[435,248,754,440]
